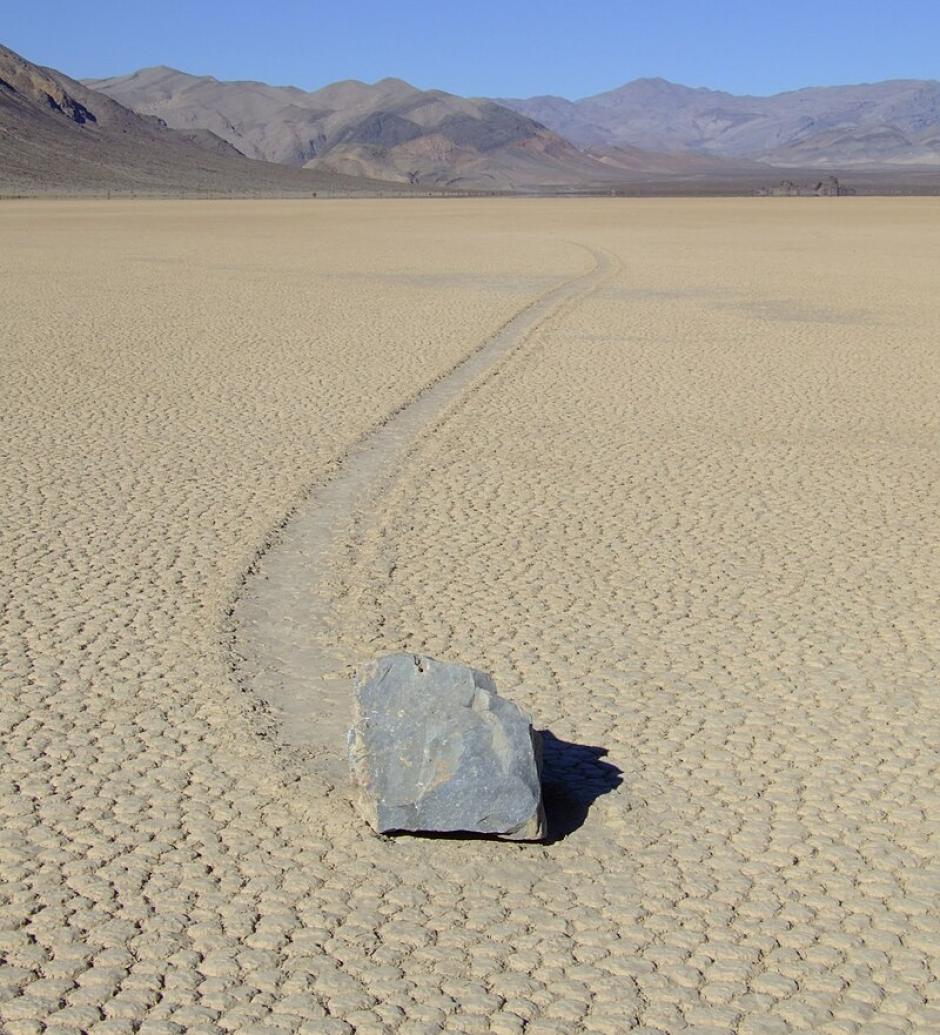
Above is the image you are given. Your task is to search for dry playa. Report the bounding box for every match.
[1,198,939,1035]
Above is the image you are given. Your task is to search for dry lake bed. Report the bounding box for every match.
[2,198,939,1034]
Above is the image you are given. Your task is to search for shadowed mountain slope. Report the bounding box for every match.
[0,44,398,196]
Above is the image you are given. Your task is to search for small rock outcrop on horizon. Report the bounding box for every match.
[755,176,856,197]
[348,654,546,841]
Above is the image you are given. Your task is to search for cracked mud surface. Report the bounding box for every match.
[2,198,939,1034]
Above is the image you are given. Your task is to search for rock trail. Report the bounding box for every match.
[232,243,616,794]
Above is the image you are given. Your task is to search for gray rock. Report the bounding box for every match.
[348,654,546,840]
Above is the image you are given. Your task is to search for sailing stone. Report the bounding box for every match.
[348,653,546,840]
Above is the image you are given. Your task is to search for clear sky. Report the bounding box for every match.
[4,0,938,99]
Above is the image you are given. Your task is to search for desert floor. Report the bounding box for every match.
[1,198,938,1035]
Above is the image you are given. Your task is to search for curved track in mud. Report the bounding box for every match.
[231,244,617,790]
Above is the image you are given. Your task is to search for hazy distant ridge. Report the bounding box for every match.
[499,77,940,167]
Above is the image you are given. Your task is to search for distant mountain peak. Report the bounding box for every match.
[374,76,416,89]
[627,76,686,89]
[131,65,199,80]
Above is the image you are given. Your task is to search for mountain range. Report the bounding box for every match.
[83,66,628,189]
[4,39,940,196]
[88,64,940,188]
[500,77,940,167]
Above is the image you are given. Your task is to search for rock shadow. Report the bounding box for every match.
[539,730,623,844]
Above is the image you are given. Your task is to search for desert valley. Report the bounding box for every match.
[2,20,939,1035]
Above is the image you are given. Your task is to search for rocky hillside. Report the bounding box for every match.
[0,44,395,196]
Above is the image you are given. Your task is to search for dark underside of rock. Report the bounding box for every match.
[348,654,546,840]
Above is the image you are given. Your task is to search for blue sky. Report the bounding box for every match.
[4,1,938,98]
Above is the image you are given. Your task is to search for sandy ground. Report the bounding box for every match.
[1,198,939,1034]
